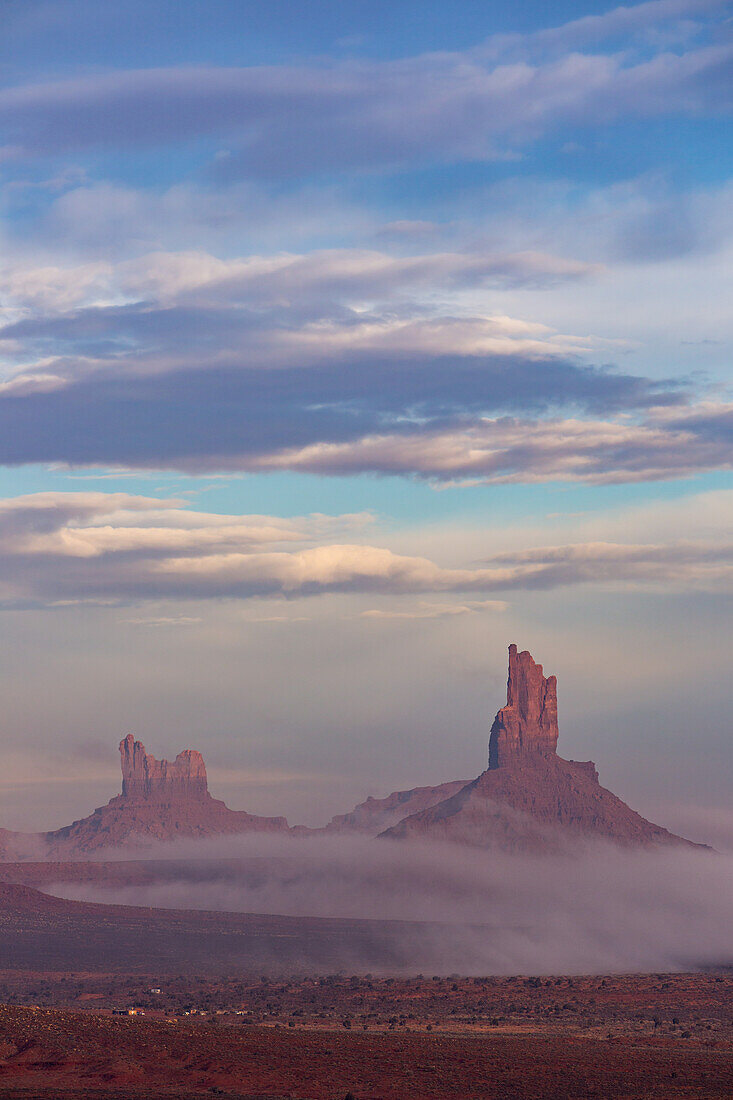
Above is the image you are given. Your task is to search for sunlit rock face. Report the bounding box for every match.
[119,735,209,801]
[489,644,559,768]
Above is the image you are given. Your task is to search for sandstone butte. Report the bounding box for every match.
[0,645,702,858]
[380,645,699,850]
[0,736,289,860]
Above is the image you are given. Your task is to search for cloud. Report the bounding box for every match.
[0,245,607,377]
[483,0,728,59]
[239,403,733,486]
[3,175,367,258]
[241,614,310,624]
[483,539,733,589]
[0,243,688,477]
[0,359,688,475]
[0,247,598,315]
[0,253,727,485]
[0,305,615,379]
[0,491,731,609]
[118,615,202,627]
[0,491,497,605]
[0,5,729,175]
[360,600,509,620]
[0,247,600,373]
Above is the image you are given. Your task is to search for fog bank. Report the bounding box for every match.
[50,834,733,976]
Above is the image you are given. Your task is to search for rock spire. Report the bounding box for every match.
[488,644,559,768]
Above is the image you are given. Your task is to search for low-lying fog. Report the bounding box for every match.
[49,835,733,976]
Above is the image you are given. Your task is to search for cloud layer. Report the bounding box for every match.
[1,2,730,485]
[242,403,733,485]
[1,1,729,175]
[1,490,731,607]
[1,244,712,482]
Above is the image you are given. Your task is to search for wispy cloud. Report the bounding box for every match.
[1,4,729,174]
[360,600,509,620]
[483,538,733,589]
[482,0,728,59]
[118,615,202,627]
[0,247,599,315]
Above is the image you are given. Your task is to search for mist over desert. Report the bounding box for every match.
[33,836,732,975]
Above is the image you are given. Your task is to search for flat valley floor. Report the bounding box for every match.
[0,971,731,1099]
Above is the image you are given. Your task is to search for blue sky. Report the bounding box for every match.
[0,0,732,839]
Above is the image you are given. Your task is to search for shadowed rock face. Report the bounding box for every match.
[489,644,558,768]
[119,735,208,801]
[320,780,470,837]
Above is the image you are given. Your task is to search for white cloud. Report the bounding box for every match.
[482,0,727,60]
[360,599,509,620]
[0,490,731,609]
[244,403,733,485]
[0,492,501,605]
[118,615,202,627]
[0,246,596,317]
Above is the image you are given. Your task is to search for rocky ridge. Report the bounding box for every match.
[322,780,470,836]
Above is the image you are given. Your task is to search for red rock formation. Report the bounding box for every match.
[39,737,289,858]
[488,644,558,767]
[382,754,693,850]
[0,644,704,859]
[382,645,701,851]
[119,735,209,801]
[320,780,470,836]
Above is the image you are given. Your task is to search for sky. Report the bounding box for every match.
[0,0,731,839]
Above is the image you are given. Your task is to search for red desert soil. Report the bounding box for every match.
[0,1000,732,1100]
